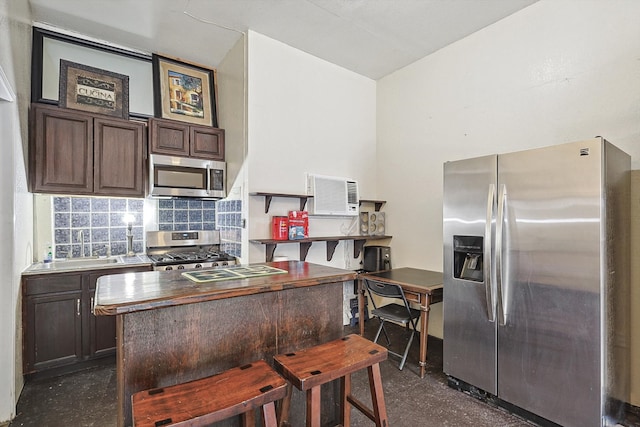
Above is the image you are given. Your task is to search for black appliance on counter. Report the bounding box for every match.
[363,245,391,272]
[146,230,237,271]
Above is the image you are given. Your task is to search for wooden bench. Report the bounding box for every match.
[274,334,389,427]
[131,360,287,427]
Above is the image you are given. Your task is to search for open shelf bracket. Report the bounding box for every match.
[359,199,386,212]
[250,236,391,262]
[299,242,312,261]
[264,195,273,214]
[326,240,339,261]
[354,239,366,258]
[299,197,309,211]
[251,192,311,214]
[265,243,277,262]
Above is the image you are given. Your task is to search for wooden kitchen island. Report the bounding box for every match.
[93,261,356,427]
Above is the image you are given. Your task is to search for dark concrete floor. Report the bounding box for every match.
[9,322,640,427]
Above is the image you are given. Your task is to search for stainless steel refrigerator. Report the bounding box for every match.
[443,138,630,427]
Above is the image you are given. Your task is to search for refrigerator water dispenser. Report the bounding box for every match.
[453,235,483,282]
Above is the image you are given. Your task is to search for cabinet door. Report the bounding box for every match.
[87,266,151,358]
[30,104,93,194]
[149,118,190,156]
[94,117,146,197]
[86,290,116,358]
[23,274,84,374]
[190,126,225,160]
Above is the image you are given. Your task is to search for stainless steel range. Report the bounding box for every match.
[146,230,237,271]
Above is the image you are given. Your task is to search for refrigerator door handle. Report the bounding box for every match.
[485,184,496,322]
[496,183,508,326]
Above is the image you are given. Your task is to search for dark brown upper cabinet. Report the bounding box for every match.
[29,103,146,197]
[149,117,225,160]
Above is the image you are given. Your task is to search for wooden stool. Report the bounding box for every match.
[131,360,287,427]
[274,334,389,427]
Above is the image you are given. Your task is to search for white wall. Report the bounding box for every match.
[246,31,377,271]
[245,32,377,324]
[0,0,33,423]
[217,35,249,260]
[377,0,640,400]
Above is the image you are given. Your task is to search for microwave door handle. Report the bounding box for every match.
[206,164,212,196]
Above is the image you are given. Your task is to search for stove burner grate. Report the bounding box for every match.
[148,250,235,266]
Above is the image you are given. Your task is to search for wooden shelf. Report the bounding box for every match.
[250,192,310,213]
[250,235,391,262]
[251,192,387,213]
[250,192,390,261]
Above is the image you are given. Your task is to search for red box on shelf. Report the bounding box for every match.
[271,216,289,240]
[288,210,309,240]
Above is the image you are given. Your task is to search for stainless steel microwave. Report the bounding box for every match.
[149,154,226,198]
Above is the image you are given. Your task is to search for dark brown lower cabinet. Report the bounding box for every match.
[24,274,83,372]
[23,266,151,375]
[88,272,119,358]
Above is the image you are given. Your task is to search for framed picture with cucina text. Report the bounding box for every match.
[58,59,130,119]
[152,54,218,127]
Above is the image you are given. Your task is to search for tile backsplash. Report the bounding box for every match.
[158,198,242,257]
[51,196,240,260]
[216,199,242,257]
[157,198,217,231]
[53,196,144,258]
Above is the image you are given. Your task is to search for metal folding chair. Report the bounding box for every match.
[365,279,421,370]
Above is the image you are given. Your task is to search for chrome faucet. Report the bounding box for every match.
[77,230,85,258]
[126,223,134,256]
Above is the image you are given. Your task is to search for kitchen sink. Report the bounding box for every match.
[53,257,121,268]
[23,255,154,275]
[22,257,126,272]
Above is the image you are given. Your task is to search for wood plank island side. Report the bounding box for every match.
[93,261,356,427]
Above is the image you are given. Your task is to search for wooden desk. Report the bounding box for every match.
[358,268,443,378]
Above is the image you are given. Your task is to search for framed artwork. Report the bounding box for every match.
[152,54,218,127]
[32,28,152,118]
[58,59,130,119]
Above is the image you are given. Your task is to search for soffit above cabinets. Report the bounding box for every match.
[27,0,538,80]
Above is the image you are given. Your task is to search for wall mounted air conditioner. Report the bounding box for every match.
[307,174,359,216]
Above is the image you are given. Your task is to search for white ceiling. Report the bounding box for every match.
[28,0,538,80]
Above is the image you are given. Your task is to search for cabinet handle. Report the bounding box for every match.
[91,297,94,311]
[76,298,81,316]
